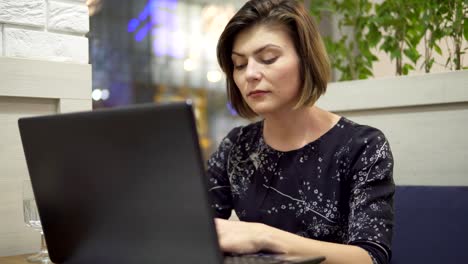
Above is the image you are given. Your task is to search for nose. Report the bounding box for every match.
[245,59,262,82]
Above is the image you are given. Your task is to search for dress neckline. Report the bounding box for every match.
[258,116,344,154]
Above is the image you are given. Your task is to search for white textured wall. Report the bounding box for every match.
[0,0,89,64]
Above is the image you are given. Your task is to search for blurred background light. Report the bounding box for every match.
[101,89,110,100]
[207,70,222,83]
[184,58,196,71]
[92,89,102,101]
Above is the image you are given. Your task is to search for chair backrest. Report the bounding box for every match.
[391,185,468,264]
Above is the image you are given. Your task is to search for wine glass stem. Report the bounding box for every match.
[40,232,47,253]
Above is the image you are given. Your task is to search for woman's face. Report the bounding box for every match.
[231,24,301,117]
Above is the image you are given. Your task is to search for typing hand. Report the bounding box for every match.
[214,218,270,254]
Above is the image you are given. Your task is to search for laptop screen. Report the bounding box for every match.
[19,102,222,264]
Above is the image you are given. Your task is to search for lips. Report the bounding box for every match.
[247,90,270,97]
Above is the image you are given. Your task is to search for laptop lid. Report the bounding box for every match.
[19,102,222,264]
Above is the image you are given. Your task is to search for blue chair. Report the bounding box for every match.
[391,185,468,264]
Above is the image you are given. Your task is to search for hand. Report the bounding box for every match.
[214,218,268,254]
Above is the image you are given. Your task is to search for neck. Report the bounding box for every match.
[262,106,340,151]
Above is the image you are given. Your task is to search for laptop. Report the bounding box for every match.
[18,102,325,264]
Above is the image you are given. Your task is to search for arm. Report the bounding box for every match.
[216,218,372,264]
[207,127,242,218]
[345,128,394,264]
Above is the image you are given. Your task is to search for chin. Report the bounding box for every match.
[249,105,276,117]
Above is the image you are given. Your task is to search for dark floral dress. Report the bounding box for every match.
[207,117,395,264]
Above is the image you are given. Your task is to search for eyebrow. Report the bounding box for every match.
[232,44,281,57]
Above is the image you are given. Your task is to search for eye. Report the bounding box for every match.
[234,64,246,70]
[262,57,278,65]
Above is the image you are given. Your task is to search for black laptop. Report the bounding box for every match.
[18,102,325,264]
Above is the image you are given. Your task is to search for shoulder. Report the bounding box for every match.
[342,118,386,139]
[222,120,263,146]
[340,118,390,149]
[340,118,394,181]
[211,121,262,158]
[207,121,262,170]
[338,118,393,171]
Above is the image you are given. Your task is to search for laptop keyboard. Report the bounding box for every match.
[224,255,290,264]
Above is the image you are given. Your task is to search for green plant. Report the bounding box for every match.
[309,0,378,81]
[308,0,467,79]
[441,0,468,70]
[417,0,445,73]
[371,0,423,75]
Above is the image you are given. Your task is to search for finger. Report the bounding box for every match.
[214,218,225,233]
[214,218,226,224]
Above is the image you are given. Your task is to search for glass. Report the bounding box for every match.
[23,180,52,263]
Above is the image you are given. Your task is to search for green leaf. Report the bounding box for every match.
[428,58,435,68]
[404,47,421,64]
[445,57,451,68]
[402,66,409,75]
[367,24,382,47]
[402,63,415,75]
[360,67,373,77]
[434,44,443,55]
[391,49,402,60]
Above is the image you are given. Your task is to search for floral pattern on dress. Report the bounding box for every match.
[207,117,395,264]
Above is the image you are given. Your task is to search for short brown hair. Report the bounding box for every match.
[217,0,330,119]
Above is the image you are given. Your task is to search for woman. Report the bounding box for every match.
[207,1,394,264]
